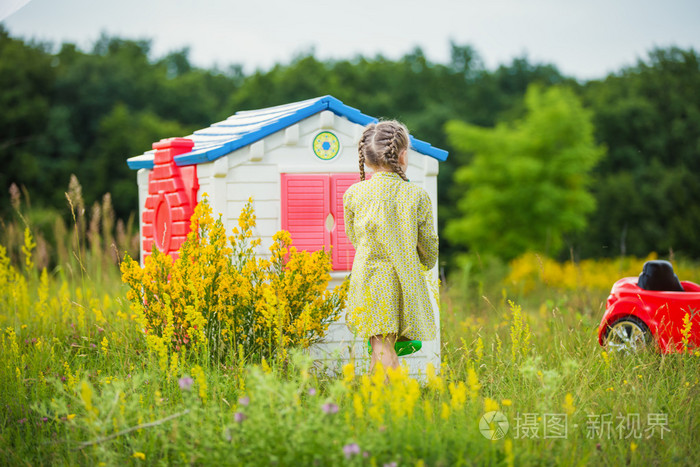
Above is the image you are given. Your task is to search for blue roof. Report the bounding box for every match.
[127,95,449,170]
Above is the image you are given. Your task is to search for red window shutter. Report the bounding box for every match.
[281,174,330,254]
[330,173,362,270]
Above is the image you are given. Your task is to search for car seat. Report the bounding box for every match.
[637,260,684,292]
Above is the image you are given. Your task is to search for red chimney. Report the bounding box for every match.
[141,138,198,261]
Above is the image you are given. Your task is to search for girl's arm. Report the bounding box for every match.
[417,192,439,269]
[343,191,357,248]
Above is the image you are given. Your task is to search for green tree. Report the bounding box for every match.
[445,85,604,260]
[89,103,194,216]
[0,26,54,213]
[578,47,700,258]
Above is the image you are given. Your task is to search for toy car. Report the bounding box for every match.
[598,260,700,353]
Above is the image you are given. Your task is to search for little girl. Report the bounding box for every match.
[343,120,439,374]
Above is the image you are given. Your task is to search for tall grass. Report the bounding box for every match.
[2,176,139,284]
[1,184,699,465]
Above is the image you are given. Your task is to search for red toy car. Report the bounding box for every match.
[598,260,700,353]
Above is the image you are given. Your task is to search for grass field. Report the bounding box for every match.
[1,211,699,466]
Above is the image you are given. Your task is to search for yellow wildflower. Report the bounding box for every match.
[342,362,355,387]
[192,365,208,404]
[467,367,480,399]
[22,227,36,271]
[386,365,407,384]
[562,393,575,415]
[484,397,499,413]
[79,381,98,416]
[371,362,386,387]
[681,312,692,353]
[440,402,450,420]
[449,381,468,411]
[404,377,421,418]
[425,362,445,394]
[169,352,179,380]
[474,337,484,363]
[509,300,531,360]
[353,393,364,418]
[132,452,146,460]
[504,439,514,467]
[359,374,371,402]
[120,195,347,369]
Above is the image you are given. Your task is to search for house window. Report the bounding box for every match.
[281,173,364,270]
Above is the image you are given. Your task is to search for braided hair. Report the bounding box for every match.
[357,121,410,181]
[358,123,375,181]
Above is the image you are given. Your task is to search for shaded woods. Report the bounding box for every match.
[2,25,700,266]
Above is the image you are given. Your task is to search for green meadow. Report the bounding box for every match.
[1,203,698,466]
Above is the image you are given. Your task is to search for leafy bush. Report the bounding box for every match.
[120,196,348,368]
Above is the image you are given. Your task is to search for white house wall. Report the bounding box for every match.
[136,168,150,265]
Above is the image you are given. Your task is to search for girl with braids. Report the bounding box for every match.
[343,120,439,375]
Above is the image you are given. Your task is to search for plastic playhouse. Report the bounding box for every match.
[127,95,448,374]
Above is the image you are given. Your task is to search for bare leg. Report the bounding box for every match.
[369,334,399,379]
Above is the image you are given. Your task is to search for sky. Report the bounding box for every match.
[2,0,700,80]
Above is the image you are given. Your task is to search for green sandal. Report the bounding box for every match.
[367,339,422,357]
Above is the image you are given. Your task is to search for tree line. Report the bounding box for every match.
[2,25,699,265]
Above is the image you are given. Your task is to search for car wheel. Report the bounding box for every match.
[604,316,652,354]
